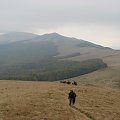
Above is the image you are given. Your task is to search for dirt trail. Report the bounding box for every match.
[57,88,94,120]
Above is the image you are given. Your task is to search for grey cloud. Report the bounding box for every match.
[0,0,120,49]
[0,0,120,23]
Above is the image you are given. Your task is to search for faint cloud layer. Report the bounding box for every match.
[0,0,120,48]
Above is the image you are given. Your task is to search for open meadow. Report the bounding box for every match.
[0,80,120,120]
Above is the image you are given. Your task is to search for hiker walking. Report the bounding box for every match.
[68,90,76,106]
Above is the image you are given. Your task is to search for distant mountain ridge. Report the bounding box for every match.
[0,32,110,80]
[0,32,120,88]
[0,32,38,44]
[0,32,111,50]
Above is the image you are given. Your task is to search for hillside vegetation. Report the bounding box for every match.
[0,58,106,81]
[0,32,120,87]
[0,33,108,80]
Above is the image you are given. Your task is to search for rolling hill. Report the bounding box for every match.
[0,32,120,88]
[0,32,38,44]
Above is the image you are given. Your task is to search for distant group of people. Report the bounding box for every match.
[60,80,77,86]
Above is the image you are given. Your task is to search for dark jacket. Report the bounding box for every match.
[69,91,76,99]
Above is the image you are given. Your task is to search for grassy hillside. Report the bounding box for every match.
[72,64,120,89]
[71,66,120,89]
[0,80,120,120]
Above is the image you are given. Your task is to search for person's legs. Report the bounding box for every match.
[69,98,75,106]
[69,98,73,106]
[73,98,76,105]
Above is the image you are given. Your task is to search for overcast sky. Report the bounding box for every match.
[0,0,120,49]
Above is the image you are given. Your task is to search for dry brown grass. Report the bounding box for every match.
[71,66,120,89]
[0,80,120,120]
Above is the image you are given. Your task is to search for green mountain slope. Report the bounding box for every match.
[0,32,110,80]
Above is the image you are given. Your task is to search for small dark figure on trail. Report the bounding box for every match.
[68,90,76,106]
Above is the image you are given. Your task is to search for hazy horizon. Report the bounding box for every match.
[0,31,120,50]
[0,0,120,49]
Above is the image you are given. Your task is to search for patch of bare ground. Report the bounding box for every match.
[0,80,120,120]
